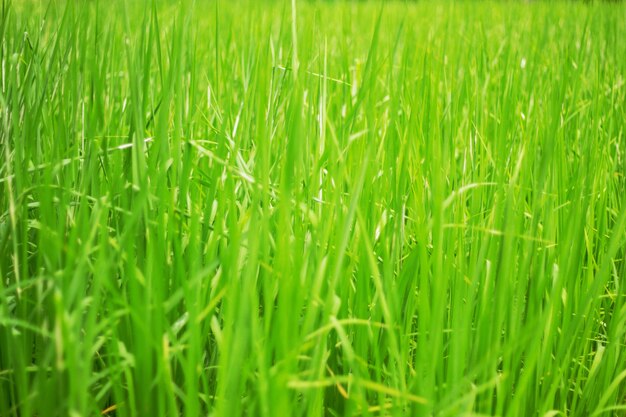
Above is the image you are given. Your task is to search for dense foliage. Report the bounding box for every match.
[1,1,625,416]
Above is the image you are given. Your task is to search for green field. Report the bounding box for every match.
[1,0,626,415]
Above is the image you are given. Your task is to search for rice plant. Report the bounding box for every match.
[1,0,625,416]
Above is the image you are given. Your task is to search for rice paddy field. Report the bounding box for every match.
[1,0,626,415]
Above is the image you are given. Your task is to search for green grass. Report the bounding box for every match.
[1,0,626,415]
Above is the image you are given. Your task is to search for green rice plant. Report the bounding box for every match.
[1,0,625,416]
